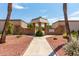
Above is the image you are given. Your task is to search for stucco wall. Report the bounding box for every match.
[52,21,79,31]
[21,28,34,35]
[21,21,27,28]
[0,20,27,32]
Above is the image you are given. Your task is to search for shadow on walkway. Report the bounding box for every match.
[49,43,66,56]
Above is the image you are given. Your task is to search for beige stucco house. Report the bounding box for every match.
[52,20,79,32]
[0,19,28,32]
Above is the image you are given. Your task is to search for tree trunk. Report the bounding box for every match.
[0,3,12,43]
[63,3,71,42]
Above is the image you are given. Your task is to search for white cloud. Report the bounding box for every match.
[59,17,79,21]
[48,18,58,25]
[58,10,79,21]
[40,9,47,13]
[64,10,79,20]
[13,3,28,10]
[68,17,79,20]
[47,10,79,25]
[42,15,47,18]
[69,10,79,17]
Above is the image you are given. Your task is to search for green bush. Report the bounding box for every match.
[64,41,79,56]
[63,32,68,38]
[71,31,78,37]
[7,22,14,34]
[35,30,43,36]
[27,23,34,30]
[47,24,52,29]
[71,31,78,41]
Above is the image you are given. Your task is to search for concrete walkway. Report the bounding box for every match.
[23,36,53,56]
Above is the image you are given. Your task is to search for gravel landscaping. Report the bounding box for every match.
[0,35,33,56]
[46,35,67,56]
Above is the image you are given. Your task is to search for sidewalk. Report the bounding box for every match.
[23,36,53,56]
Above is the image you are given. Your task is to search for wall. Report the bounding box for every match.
[21,21,27,28]
[21,28,34,35]
[14,25,34,35]
[52,21,79,32]
[0,20,21,32]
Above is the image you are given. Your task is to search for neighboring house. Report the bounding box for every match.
[0,19,28,33]
[0,19,34,35]
[52,20,79,32]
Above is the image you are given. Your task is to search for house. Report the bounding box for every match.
[52,20,79,34]
[0,19,28,32]
[0,19,35,35]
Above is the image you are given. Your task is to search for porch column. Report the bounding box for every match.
[38,22,41,31]
[44,23,47,35]
[33,23,35,34]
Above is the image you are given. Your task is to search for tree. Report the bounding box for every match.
[47,24,52,29]
[7,21,14,34]
[0,3,12,43]
[63,3,71,42]
[27,23,34,30]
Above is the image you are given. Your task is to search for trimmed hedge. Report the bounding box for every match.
[35,30,43,36]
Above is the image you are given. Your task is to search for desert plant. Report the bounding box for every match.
[7,22,14,34]
[63,32,68,38]
[35,30,43,36]
[64,41,79,56]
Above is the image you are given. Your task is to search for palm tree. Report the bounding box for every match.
[0,3,12,43]
[63,3,71,42]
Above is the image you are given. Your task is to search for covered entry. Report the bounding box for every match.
[31,17,48,35]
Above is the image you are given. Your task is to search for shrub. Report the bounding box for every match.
[63,32,68,39]
[13,26,22,35]
[27,23,34,30]
[71,31,78,41]
[78,30,79,35]
[35,30,43,36]
[64,41,79,56]
[6,22,14,34]
[47,24,52,29]
[71,31,78,37]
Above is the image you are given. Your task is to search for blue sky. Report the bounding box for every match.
[0,3,79,24]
